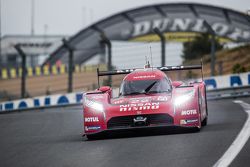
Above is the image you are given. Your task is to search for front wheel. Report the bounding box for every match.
[85,134,97,140]
[193,126,201,132]
[85,133,103,140]
[201,117,207,126]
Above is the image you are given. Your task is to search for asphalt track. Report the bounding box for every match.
[0,98,250,167]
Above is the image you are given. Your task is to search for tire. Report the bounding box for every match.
[201,117,207,126]
[204,86,208,116]
[198,88,202,129]
[86,134,100,140]
[199,86,208,127]
[202,86,208,127]
[193,127,201,132]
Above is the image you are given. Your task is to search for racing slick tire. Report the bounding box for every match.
[86,135,98,140]
[85,134,105,140]
[198,87,207,127]
[193,126,201,132]
[203,86,208,127]
[201,117,208,126]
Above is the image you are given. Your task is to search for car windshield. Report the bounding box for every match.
[120,78,171,96]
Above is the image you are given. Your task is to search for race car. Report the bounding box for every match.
[83,64,208,139]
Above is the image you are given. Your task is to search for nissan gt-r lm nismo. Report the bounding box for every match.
[83,65,208,139]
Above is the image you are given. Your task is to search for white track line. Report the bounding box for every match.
[213,100,250,167]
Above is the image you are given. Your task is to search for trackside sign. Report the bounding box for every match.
[127,18,250,42]
[0,93,83,112]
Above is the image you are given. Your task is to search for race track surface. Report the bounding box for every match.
[0,98,250,167]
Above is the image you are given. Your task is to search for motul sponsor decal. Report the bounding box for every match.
[85,117,99,122]
[181,109,197,115]
[120,102,159,111]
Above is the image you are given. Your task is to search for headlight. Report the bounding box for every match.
[84,97,104,112]
[174,89,195,106]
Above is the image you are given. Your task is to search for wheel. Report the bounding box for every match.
[193,126,201,132]
[198,88,202,129]
[201,117,207,126]
[198,87,208,127]
[86,134,97,140]
[204,86,208,116]
[86,134,103,140]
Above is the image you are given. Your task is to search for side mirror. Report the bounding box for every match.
[99,86,111,92]
[172,81,182,87]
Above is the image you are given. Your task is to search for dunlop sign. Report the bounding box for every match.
[128,18,250,42]
[48,3,250,65]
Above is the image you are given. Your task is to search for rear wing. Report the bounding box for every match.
[97,64,203,87]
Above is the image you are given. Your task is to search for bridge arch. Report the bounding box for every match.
[45,3,250,65]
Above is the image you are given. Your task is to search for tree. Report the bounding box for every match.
[232,63,246,73]
[182,33,223,61]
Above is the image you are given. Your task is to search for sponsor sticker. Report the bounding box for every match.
[85,117,99,122]
[180,119,198,125]
[130,97,151,103]
[91,95,104,99]
[120,102,159,111]
[85,126,101,131]
[157,96,168,101]
[181,109,197,116]
[186,119,198,123]
[113,99,125,104]
[133,75,156,79]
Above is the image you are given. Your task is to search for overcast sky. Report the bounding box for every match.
[1,0,250,37]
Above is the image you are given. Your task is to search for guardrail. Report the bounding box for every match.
[206,85,250,100]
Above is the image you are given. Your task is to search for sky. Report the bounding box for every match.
[1,0,250,36]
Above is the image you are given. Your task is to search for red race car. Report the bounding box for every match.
[83,64,208,139]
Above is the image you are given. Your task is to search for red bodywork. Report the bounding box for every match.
[83,66,208,137]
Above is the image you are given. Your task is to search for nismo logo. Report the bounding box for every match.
[119,103,159,111]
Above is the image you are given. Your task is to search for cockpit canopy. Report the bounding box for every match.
[119,77,172,96]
